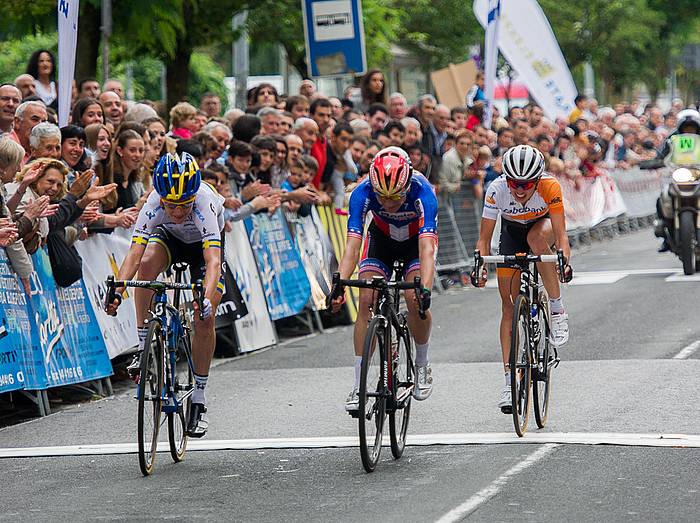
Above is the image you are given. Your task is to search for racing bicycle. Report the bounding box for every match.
[106,267,203,476]
[472,250,567,437]
[331,263,425,472]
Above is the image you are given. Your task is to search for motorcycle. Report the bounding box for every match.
[652,133,700,275]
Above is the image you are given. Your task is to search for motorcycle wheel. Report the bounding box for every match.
[679,211,697,276]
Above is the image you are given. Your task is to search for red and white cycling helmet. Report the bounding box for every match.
[369,146,413,199]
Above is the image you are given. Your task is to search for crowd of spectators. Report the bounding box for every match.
[0,49,686,289]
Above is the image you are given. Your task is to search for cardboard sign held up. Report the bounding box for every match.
[430,60,478,109]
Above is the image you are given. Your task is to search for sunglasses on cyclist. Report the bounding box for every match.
[506,179,538,191]
[378,191,408,202]
[161,200,194,211]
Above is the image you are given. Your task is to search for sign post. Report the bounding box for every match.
[301,0,367,77]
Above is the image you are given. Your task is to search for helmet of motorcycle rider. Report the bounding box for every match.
[675,109,700,134]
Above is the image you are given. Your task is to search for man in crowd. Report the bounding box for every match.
[9,101,48,162]
[78,78,101,99]
[367,103,389,136]
[201,93,221,118]
[285,134,304,169]
[103,79,124,98]
[203,121,232,160]
[293,117,319,153]
[14,75,36,100]
[28,122,62,160]
[99,90,124,128]
[258,107,281,135]
[389,92,408,120]
[310,98,332,187]
[0,84,22,135]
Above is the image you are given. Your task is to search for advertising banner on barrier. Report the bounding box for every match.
[226,222,276,352]
[608,168,665,218]
[474,0,577,119]
[75,229,139,359]
[286,209,332,311]
[559,173,626,230]
[0,249,30,393]
[22,249,112,390]
[244,209,310,320]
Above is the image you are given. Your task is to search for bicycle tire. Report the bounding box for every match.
[358,315,387,473]
[533,290,552,429]
[389,321,413,459]
[168,330,193,463]
[510,294,531,437]
[138,320,165,476]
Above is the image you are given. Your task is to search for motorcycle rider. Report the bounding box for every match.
[655,108,700,252]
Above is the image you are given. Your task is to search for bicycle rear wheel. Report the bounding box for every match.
[510,295,531,437]
[533,291,553,428]
[138,320,165,476]
[168,330,193,462]
[389,321,413,459]
[358,316,387,473]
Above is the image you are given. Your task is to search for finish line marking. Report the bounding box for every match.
[2,432,700,459]
[436,443,559,523]
[674,340,700,360]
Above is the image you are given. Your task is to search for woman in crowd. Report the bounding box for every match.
[357,69,386,113]
[142,117,169,156]
[71,98,105,128]
[251,83,279,108]
[85,123,118,212]
[26,50,57,107]
[111,130,146,209]
[440,129,474,194]
[61,125,92,176]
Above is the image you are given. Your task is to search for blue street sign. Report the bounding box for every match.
[301,0,367,77]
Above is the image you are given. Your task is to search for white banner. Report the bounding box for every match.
[57,0,80,127]
[225,222,276,352]
[474,0,577,120]
[483,0,500,129]
[75,229,139,359]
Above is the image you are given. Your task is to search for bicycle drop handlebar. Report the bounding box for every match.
[331,272,426,319]
[105,276,206,320]
[472,249,569,284]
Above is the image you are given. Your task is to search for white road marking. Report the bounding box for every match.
[2,432,700,459]
[665,273,700,282]
[673,340,700,360]
[569,272,628,285]
[435,443,558,523]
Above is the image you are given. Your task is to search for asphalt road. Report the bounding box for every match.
[1,229,699,522]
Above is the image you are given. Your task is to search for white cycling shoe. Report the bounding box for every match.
[413,364,433,401]
[498,383,512,414]
[550,312,569,347]
[345,389,359,412]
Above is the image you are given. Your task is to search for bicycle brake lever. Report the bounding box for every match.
[194,280,205,320]
[414,277,426,320]
[105,275,116,311]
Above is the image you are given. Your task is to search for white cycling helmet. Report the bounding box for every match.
[675,109,700,133]
[502,144,545,181]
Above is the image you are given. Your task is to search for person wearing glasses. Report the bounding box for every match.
[329,146,438,412]
[472,144,572,413]
[106,152,227,438]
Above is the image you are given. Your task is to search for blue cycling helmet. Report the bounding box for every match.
[152,152,201,203]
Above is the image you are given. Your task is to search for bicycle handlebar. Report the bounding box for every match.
[331,272,426,319]
[472,250,569,284]
[105,276,205,319]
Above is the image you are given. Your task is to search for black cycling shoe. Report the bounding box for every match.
[186,403,208,438]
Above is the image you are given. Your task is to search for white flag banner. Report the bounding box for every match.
[57,0,80,126]
[474,0,578,120]
[483,0,500,129]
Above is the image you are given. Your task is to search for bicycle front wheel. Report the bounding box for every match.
[533,290,553,428]
[168,331,193,463]
[358,316,387,473]
[138,320,165,476]
[389,321,413,460]
[510,295,531,437]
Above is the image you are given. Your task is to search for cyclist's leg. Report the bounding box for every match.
[528,218,569,346]
[497,269,521,368]
[135,237,171,325]
[527,218,559,300]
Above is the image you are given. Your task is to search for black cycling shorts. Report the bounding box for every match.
[148,225,226,293]
[359,222,421,279]
[497,216,550,274]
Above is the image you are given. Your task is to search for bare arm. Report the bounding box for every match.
[475,217,497,256]
[338,236,363,279]
[418,236,436,290]
[201,247,222,302]
[549,212,571,262]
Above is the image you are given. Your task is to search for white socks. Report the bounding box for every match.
[549,296,565,314]
[353,356,362,390]
[415,341,430,367]
[192,373,208,405]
